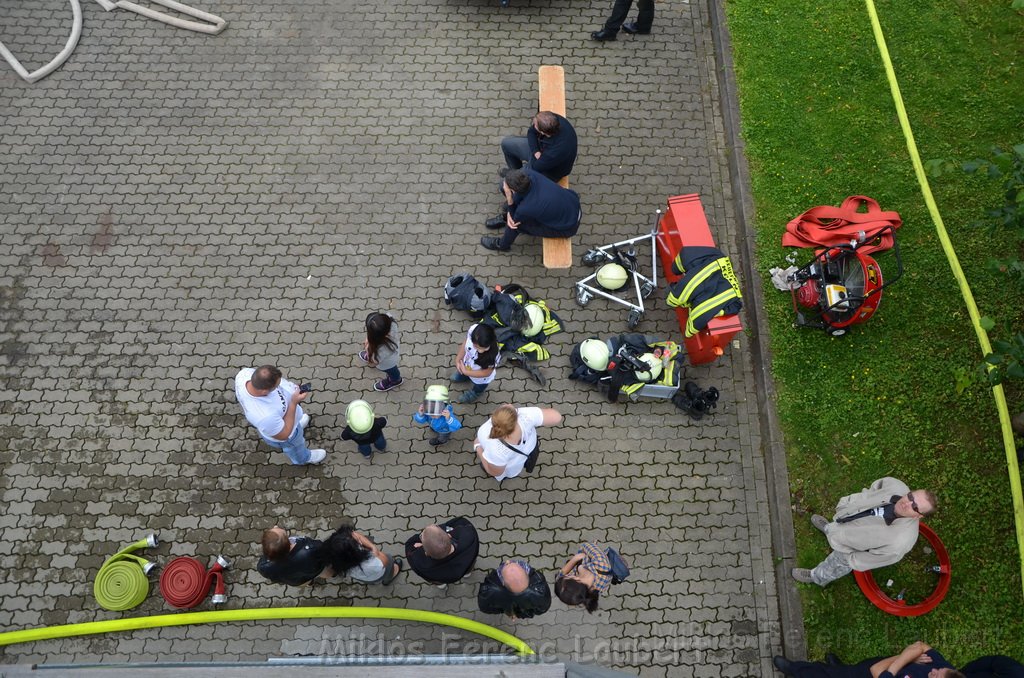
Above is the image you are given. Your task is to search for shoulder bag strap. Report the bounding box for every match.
[498,439,529,458]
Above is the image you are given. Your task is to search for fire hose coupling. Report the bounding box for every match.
[159,555,231,609]
[93,534,160,611]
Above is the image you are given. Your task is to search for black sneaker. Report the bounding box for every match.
[591,29,617,41]
[428,434,450,446]
[485,215,507,229]
[480,236,510,251]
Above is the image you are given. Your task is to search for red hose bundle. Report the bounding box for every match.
[159,556,229,609]
[783,195,901,255]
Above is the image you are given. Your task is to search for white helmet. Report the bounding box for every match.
[522,304,545,337]
[596,263,630,291]
[345,400,375,434]
[580,338,611,371]
[423,384,449,416]
[634,353,663,382]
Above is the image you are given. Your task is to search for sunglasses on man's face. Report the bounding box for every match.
[907,492,919,514]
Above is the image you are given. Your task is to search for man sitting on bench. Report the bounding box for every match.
[481,169,582,253]
[499,111,578,184]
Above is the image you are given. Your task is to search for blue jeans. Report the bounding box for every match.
[357,434,387,458]
[262,420,312,465]
[452,372,489,393]
[382,366,402,382]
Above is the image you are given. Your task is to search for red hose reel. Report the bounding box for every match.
[853,523,951,617]
[159,555,231,609]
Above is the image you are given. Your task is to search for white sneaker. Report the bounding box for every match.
[307,449,327,464]
[299,413,310,429]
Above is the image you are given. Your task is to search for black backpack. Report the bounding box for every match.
[444,273,492,314]
[485,284,531,333]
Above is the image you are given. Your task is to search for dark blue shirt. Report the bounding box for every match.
[880,650,955,678]
[527,114,578,181]
[510,169,581,236]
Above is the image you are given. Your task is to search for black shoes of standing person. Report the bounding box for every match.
[772,656,795,676]
[590,28,617,41]
[621,22,651,34]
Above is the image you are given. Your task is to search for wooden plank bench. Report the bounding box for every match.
[656,193,743,365]
[538,65,572,269]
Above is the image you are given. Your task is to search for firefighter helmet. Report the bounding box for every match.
[596,263,630,291]
[423,385,449,416]
[634,352,664,382]
[580,338,611,371]
[345,400,375,434]
[522,304,545,337]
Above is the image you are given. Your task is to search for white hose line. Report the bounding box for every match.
[0,0,83,83]
[2,0,227,84]
[94,0,227,35]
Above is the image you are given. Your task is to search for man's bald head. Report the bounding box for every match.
[501,561,529,594]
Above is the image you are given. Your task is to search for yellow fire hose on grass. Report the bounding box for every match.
[864,0,1024,601]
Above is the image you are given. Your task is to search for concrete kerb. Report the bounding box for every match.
[706,0,807,661]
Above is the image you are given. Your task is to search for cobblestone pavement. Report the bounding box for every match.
[0,0,783,675]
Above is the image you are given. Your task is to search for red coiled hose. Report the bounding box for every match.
[159,556,229,609]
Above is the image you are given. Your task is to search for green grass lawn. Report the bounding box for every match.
[725,0,1024,664]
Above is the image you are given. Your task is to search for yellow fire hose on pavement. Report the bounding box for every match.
[0,607,535,656]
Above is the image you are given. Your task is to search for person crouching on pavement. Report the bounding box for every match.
[452,323,500,405]
[413,384,462,446]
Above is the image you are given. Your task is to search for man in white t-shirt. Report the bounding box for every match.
[474,404,562,481]
[234,365,327,465]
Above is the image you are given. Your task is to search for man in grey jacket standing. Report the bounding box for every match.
[792,476,937,586]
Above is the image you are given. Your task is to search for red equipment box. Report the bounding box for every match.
[656,194,743,365]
